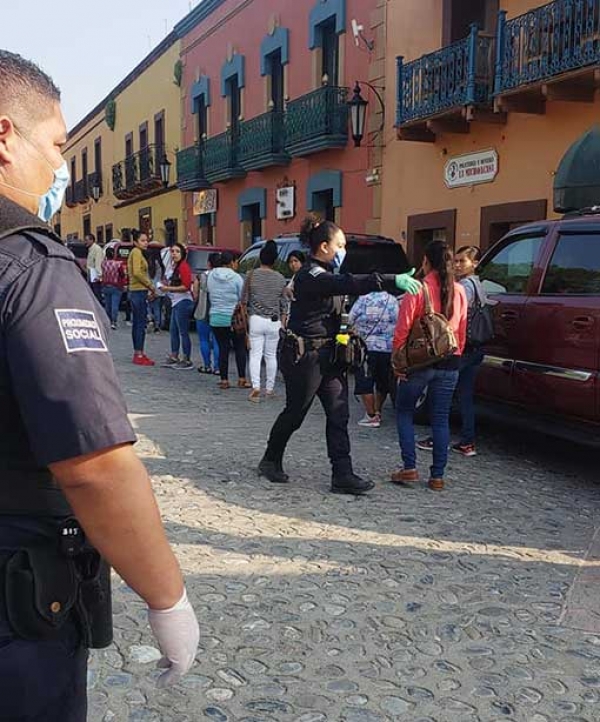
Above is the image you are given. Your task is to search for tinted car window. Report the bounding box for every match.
[67,243,88,260]
[542,234,600,295]
[187,249,211,275]
[341,242,409,275]
[479,235,544,294]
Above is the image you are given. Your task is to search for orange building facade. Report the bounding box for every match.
[174,0,386,248]
[382,0,600,264]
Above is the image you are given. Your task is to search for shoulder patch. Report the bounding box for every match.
[54,309,108,354]
[309,266,327,278]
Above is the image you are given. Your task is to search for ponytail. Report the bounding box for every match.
[299,213,340,255]
[424,240,455,319]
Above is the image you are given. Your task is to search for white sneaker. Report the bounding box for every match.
[358,413,381,428]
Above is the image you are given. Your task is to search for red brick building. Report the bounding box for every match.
[174,0,386,248]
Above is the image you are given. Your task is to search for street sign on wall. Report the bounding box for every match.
[444,149,498,189]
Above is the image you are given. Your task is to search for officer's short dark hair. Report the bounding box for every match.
[259,240,278,267]
[220,251,234,266]
[0,51,61,132]
[85,233,95,243]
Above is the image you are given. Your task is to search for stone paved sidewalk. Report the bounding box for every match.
[89,326,600,722]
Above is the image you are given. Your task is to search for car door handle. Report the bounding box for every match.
[500,310,519,321]
[572,316,594,330]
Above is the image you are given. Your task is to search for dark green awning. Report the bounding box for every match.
[554,126,600,213]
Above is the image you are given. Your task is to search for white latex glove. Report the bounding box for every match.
[148,588,199,688]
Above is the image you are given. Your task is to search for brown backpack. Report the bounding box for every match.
[392,284,458,374]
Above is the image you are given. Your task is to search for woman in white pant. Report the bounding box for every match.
[242,240,288,402]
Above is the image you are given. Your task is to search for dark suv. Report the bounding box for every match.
[472,211,600,445]
[238,233,410,277]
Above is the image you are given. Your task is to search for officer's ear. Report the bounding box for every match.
[0,116,18,165]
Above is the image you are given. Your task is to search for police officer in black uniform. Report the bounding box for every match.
[258,215,421,495]
[0,51,199,720]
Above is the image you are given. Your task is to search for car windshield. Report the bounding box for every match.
[68,244,87,260]
[187,249,212,274]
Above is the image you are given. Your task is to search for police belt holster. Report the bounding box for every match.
[0,476,113,649]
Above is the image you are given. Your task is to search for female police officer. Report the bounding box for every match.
[258,215,420,495]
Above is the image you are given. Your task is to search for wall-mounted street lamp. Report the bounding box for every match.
[160,153,172,188]
[91,180,101,203]
[347,80,385,148]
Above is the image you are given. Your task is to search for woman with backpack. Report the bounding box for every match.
[391,240,468,491]
[417,245,492,458]
[101,246,127,329]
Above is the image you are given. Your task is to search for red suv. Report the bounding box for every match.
[474,211,600,444]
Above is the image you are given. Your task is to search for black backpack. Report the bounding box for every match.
[466,277,494,348]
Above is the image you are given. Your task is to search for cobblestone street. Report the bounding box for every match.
[89,327,600,722]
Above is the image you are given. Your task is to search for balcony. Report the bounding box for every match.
[495,1,600,113]
[396,25,497,141]
[112,144,163,200]
[65,186,76,208]
[203,129,246,184]
[87,170,102,199]
[176,144,210,191]
[74,178,88,204]
[285,85,348,156]
[239,110,289,171]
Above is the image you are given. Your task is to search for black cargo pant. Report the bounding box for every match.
[265,347,352,476]
[0,553,88,722]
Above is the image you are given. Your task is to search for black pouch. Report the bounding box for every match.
[4,547,78,641]
[334,334,367,370]
[277,329,305,369]
[74,551,113,649]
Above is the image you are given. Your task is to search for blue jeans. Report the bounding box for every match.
[456,348,484,445]
[103,285,122,325]
[170,299,194,358]
[196,319,219,369]
[149,296,162,327]
[129,290,148,353]
[396,367,459,479]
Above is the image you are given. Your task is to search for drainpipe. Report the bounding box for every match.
[494,10,507,97]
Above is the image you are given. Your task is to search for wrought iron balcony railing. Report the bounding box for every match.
[239,110,289,171]
[204,129,246,184]
[176,143,209,191]
[285,85,349,156]
[112,144,163,200]
[65,186,76,208]
[495,1,600,95]
[74,178,88,204]
[396,25,495,126]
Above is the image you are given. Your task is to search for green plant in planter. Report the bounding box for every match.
[105,99,116,131]
[173,60,183,87]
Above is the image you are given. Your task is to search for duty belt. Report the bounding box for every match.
[304,337,334,351]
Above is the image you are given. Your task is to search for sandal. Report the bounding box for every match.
[237,378,252,389]
[218,380,230,390]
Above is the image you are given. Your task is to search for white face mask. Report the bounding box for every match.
[37,160,69,222]
[0,126,69,222]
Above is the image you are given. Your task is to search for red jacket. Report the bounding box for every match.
[393,271,468,355]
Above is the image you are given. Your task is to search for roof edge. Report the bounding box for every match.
[174,0,228,38]
[67,30,178,141]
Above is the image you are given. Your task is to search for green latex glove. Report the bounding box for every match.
[395,269,421,295]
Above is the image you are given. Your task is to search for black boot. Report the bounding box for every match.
[331,471,375,495]
[258,455,289,484]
